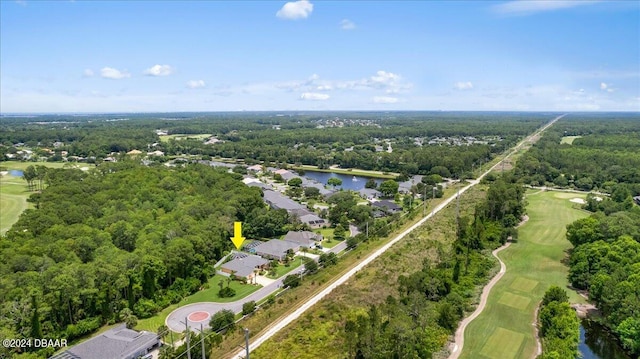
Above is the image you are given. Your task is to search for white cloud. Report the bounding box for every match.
[340,19,356,30]
[186,80,206,89]
[144,64,174,77]
[600,82,614,92]
[454,81,474,90]
[300,92,329,100]
[82,69,94,78]
[276,0,313,20]
[316,85,332,91]
[373,96,399,104]
[100,67,130,80]
[493,0,599,16]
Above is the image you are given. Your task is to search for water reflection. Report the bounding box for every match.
[579,320,631,359]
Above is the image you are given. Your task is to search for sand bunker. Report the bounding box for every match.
[570,198,586,204]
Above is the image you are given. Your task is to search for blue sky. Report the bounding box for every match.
[1,0,638,113]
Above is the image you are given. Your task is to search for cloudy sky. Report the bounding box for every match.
[1,0,638,113]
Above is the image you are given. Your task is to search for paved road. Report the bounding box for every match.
[228,114,564,359]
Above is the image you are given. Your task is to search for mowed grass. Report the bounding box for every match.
[459,190,589,359]
[135,275,262,332]
[0,176,31,235]
[159,133,211,143]
[560,135,582,144]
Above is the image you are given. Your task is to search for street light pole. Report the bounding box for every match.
[244,328,250,359]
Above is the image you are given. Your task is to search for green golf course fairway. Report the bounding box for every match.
[0,175,31,235]
[459,190,589,359]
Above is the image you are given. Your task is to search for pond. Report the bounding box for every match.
[579,319,631,359]
[9,170,24,177]
[302,170,384,191]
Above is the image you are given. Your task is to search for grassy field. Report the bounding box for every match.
[159,133,211,143]
[0,175,31,235]
[135,275,262,332]
[459,190,589,359]
[267,258,303,279]
[292,164,398,179]
[560,135,582,144]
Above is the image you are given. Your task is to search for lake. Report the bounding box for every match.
[302,170,384,191]
[579,320,631,359]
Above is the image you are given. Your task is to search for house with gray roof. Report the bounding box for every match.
[283,231,323,248]
[399,175,424,194]
[263,190,306,212]
[372,200,402,213]
[220,253,269,280]
[253,239,300,261]
[634,195,640,206]
[358,188,382,200]
[50,324,159,359]
[298,212,327,228]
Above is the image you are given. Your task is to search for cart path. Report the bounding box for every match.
[448,215,530,359]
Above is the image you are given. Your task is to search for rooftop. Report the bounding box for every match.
[50,324,158,359]
[221,254,269,278]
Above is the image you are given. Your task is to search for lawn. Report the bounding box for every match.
[560,135,582,145]
[159,133,211,143]
[135,274,261,332]
[459,190,589,359]
[267,258,302,279]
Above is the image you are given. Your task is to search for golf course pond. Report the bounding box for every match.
[579,320,631,359]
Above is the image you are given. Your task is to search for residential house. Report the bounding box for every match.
[398,175,424,194]
[358,188,381,200]
[253,239,300,261]
[49,324,159,359]
[263,190,306,212]
[247,164,263,173]
[372,200,402,214]
[634,195,640,206]
[219,253,269,281]
[298,212,327,228]
[283,231,323,248]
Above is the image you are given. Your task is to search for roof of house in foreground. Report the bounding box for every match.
[221,254,269,277]
[50,324,157,359]
[253,239,299,257]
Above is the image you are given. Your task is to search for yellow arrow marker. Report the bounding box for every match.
[230,221,245,249]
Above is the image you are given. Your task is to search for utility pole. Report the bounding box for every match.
[185,318,191,359]
[244,328,250,359]
[422,186,426,217]
[200,323,206,359]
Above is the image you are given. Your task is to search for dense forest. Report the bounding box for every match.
[514,114,640,195]
[566,206,640,356]
[0,112,551,177]
[0,162,267,358]
[343,176,525,357]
